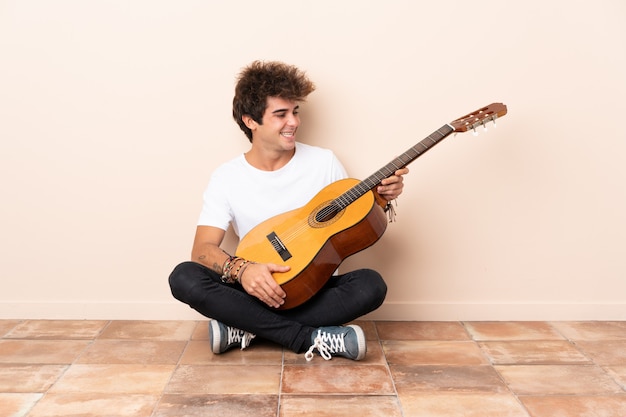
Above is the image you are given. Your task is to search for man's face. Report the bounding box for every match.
[252,96,301,151]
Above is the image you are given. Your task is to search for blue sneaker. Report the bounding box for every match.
[209,320,256,354]
[304,324,366,361]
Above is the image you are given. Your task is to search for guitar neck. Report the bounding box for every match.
[335,124,455,208]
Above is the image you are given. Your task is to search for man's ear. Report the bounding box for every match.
[242,115,257,130]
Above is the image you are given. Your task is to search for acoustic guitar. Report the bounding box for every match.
[236,103,508,309]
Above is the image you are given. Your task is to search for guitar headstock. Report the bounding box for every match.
[449,102,507,133]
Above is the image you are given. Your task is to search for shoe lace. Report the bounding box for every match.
[304,329,346,361]
[241,331,255,350]
[227,326,256,350]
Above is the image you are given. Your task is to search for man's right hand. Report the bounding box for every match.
[239,262,289,308]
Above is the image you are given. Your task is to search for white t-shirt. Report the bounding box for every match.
[198,142,348,239]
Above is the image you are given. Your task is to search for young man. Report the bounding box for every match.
[169,61,408,361]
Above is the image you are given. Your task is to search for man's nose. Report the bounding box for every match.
[286,113,299,126]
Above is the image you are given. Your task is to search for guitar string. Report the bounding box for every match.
[276,196,354,244]
[278,197,351,244]
[276,129,450,244]
[275,182,377,244]
[274,154,417,244]
[263,125,474,252]
[279,218,313,243]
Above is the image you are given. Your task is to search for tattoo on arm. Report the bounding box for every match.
[198,249,231,274]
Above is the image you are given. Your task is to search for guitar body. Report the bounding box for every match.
[236,178,388,310]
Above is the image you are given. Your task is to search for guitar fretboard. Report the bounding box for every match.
[335,124,455,208]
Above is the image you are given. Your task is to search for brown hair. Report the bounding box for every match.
[232,61,316,142]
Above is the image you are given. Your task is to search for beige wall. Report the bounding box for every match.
[1,0,625,320]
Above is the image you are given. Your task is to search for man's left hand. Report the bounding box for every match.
[377,167,409,200]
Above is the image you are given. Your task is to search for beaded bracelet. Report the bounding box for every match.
[221,256,252,284]
[220,255,239,284]
[232,259,250,281]
[237,261,254,281]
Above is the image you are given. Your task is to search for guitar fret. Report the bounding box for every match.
[334,124,455,208]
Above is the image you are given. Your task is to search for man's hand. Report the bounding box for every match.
[377,167,409,200]
[239,262,289,308]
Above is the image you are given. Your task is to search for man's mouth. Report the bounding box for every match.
[281,131,295,138]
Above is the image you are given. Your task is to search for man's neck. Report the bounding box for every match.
[244,146,296,171]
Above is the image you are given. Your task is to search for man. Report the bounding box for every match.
[169,61,408,361]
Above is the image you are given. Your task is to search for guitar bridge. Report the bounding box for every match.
[266,232,292,261]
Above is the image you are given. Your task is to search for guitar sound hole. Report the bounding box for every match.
[315,204,340,223]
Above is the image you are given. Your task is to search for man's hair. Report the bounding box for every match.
[232,61,316,142]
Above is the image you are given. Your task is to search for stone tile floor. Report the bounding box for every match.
[1,319,625,416]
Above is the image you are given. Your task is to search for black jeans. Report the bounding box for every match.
[168,261,387,353]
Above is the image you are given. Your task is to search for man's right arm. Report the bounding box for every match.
[191,225,230,274]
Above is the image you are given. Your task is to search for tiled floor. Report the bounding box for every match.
[1,320,625,417]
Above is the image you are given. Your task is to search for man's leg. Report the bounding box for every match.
[168,261,315,352]
[279,268,387,328]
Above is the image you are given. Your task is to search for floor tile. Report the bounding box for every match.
[0,364,67,392]
[180,340,283,365]
[520,395,626,417]
[399,393,529,417]
[479,340,590,365]
[280,395,402,417]
[3,319,625,416]
[0,340,90,364]
[5,320,108,339]
[76,340,187,365]
[155,394,278,417]
[495,364,623,395]
[376,321,470,341]
[354,320,380,340]
[574,340,626,365]
[0,393,42,417]
[166,365,281,394]
[27,393,158,417]
[98,320,196,341]
[49,364,175,394]
[604,365,626,389]
[550,321,626,340]
[190,321,208,340]
[0,320,22,337]
[383,340,488,366]
[464,321,563,341]
[282,364,394,395]
[389,365,509,394]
